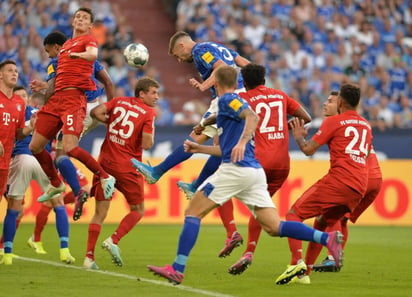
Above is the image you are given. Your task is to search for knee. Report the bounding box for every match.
[29,142,42,154]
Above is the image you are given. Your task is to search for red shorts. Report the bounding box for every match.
[264,168,289,196]
[0,169,8,200]
[292,174,363,225]
[91,164,144,205]
[35,89,86,139]
[350,177,382,223]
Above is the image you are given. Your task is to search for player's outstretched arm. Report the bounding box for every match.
[234,55,250,67]
[290,118,321,156]
[90,103,108,123]
[290,105,312,129]
[232,108,259,163]
[30,80,49,92]
[142,132,154,151]
[184,139,221,156]
[69,45,98,61]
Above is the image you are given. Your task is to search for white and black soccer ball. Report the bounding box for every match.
[123,43,149,68]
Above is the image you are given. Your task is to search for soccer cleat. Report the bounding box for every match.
[292,275,311,284]
[218,231,243,258]
[326,231,344,268]
[27,236,47,254]
[228,252,253,275]
[37,182,66,202]
[73,189,89,221]
[102,237,123,267]
[147,264,183,285]
[101,175,116,200]
[275,261,307,285]
[131,158,160,184]
[83,257,99,270]
[0,253,13,265]
[313,256,341,272]
[177,181,196,200]
[0,248,20,258]
[60,248,75,264]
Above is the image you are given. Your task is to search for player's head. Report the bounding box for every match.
[338,84,361,112]
[13,85,29,104]
[214,66,238,91]
[72,7,94,33]
[0,60,18,88]
[323,91,339,117]
[29,92,46,108]
[241,63,265,90]
[168,31,195,63]
[43,31,67,58]
[134,77,160,107]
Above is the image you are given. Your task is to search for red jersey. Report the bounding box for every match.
[55,34,98,91]
[367,146,382,179]
[240,86,300,169]
[99,97,155,172]
[0,92,25,170]
[313,110,372,194]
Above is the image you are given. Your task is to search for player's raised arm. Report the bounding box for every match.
[290,118,321,156]
[96,67,114,101]
[69,45,98,61]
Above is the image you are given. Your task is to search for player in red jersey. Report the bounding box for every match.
[82,77,159,270]
[29,7,115,205]
[228,63,312,274]
[310,93,382,273]
[275,84,373,285]
[0,60,39,265]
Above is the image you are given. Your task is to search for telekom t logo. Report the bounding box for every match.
[2,112,11,126]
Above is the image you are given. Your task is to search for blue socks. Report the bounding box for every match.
[156,142,195,176]
[3,209,19,253]
[54,206,69,248]
[279,221,328,246]
[192,155,221,189]
[55,155,80,195]
[172,216,201,273]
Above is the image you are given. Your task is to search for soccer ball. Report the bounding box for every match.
[123,43,149,68]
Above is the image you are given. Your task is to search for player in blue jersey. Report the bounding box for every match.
[132,31,250,256]
[0,87,75,265]
[146,66,343,285]
[30,31,114,221]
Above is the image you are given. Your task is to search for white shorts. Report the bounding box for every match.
[200,88,246,138]
[7,154,50,199]
[56,100,101,149]
[198,163,275,216]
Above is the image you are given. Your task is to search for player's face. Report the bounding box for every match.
[44,44,60,58]
[72,11,92,33]
[140,87,159,107]
[0,63,18,88]
[172,43,193,63]
[14,89,29,104]
[323,95,338,117]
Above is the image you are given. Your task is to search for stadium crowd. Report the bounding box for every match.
[1,0,412,130]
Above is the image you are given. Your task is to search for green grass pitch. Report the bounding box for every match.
[1,224,411,297]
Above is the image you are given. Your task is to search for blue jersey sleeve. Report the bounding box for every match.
[46,57,58,81]
[85,60,104,102]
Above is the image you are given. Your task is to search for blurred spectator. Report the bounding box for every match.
[173,101,201,126]
[394,95,412,128]
[284,40,308,72]
[243,15,265,49]
[52,2,72,37]
[100,32,121,67]
[108,53,128,85]
[91,19,108,46]
[377,42,397,70]
[333,43,351,70]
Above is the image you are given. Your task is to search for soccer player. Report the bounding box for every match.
[132,31,250,256]
[29,7,115,208]
[30,30,114,221]
[147,66,343,285]
[276,84,373,285]
[83,77,158,270]
[0,61,47,265]
[310,92,382,273]
[226,63,312,275]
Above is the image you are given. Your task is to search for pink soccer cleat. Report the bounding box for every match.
[326,231,344,268]
[147,264,183,285]
[218,231,243,258]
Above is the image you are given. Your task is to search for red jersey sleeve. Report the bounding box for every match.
[286,95,300,115]
[312,116,337,145]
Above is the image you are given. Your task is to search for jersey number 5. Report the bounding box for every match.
[109,106,139,139]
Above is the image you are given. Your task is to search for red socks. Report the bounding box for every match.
[244,216,262,254]
[86,223,102,260]
[285,212,303,264]
[34,205,52,242]
[33,150,61,187]
[67,146,109,179]
[111,211,142,244]
[217,199,237,238]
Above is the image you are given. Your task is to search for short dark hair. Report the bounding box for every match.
[13,85,25,92]
[44,31,67,46]
[330,91,339,96]
[241,63,265,89]
[134,77,160,97]
[0,59,17,70]
[75,7,94,23]
[339,84,360,108]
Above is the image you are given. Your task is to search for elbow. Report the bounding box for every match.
[142,141,154,151]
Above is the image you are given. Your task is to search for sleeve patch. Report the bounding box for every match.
[229,98,243,112]
[47,64,55,76]
[201,51,214,64]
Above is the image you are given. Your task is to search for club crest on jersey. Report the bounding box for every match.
[229,98,243,112]
[201,52,214,64]
[16,104,22,111]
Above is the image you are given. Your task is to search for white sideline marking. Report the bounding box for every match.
[18,256,236,297]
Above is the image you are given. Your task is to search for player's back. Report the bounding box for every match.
[241,86,300,170]
[99,96,155,172]
[314,110,372,194]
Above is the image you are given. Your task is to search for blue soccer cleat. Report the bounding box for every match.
[177,181,196,199]
[131,159,161,184]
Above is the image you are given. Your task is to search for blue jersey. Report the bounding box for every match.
[192,42,244,98]
[12,106,52,156]
[217,93,261,168]
[46,58,104,102]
